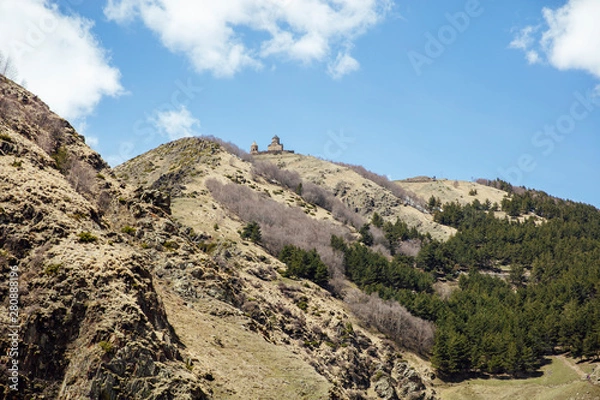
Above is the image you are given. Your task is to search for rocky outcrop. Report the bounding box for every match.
[0,78,207,399]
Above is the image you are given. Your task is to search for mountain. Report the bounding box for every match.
[0,76,207,398]
[0,78,438,399]
[3,75,600,400]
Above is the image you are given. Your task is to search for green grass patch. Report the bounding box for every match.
[121,225,136,235]
[44,263,63,275]
[77,231,98,243]
[98,341,113,354]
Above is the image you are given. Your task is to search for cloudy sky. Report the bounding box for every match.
[0,0,599,207]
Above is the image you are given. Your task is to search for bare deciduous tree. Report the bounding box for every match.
[206,178,347,270]
[0,51,18,80]
[345,289,435,355]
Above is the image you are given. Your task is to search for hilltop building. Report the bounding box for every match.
[250,136,294,155]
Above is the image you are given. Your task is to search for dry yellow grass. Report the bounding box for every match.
[394,178,508,208]
[157,287,332,400]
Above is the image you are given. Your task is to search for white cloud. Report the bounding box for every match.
[509,26,537,51]
[526,50,541,65]
[328,51,360,79]
[104,0,392,78]
[511,0,600,79]
[0,0,124,121]
[150,105,200,140]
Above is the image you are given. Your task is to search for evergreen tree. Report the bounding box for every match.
[240,221,262,243]
[371,212,384,228]
[359,223,374,246]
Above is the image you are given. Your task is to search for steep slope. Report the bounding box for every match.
[116,138,439,400]
[0,77,220,399]
[0,77,208,398]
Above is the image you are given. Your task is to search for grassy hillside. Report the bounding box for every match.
[115,137,440,399]
[395,178,507,208]
[4,68,599,399]
[437,356,600,400]
[257,153,456,241]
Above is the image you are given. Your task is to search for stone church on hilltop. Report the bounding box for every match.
[250,136,294,155]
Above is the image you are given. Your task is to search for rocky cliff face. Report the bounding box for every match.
[0,77,206,399]
[0,77,437,399]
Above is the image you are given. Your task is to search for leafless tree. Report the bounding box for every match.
[206,178,348,268]
[0,97,12,119]
[252,160,302,189]
[345,289,435,355]
[398,239,422,257]
[0,51,18,80]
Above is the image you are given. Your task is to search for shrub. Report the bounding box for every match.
[163,241,179,251]
[198,241,217,254]
[296,298,309,312]
[77,231,98,243]
[98,341,113,353]
[251,160,302,189]
[51,145,70,172]
[371,212,384,228]
[359,224,374,246]
[345,290,435,355]
[121,226,136,235]
[44,263,62,275]
[0,98,13,119]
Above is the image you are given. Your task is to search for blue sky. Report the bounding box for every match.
[1,0,599,207]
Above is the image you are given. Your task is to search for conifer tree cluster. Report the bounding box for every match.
[333,188,600,376]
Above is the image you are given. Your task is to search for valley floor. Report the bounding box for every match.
[436,356,600,400]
